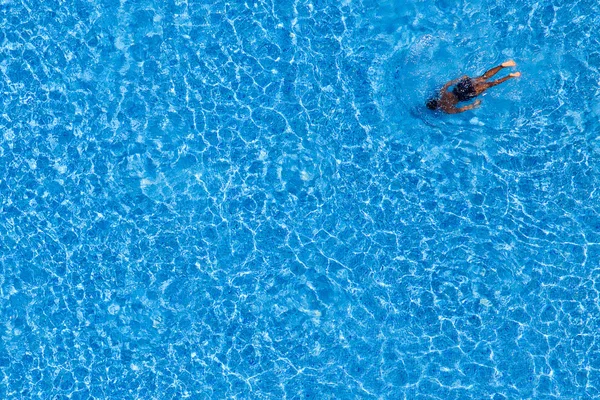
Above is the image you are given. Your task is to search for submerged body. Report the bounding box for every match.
[427,60,521,114]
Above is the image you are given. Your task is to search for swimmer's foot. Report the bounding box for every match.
[509,72,521,77]
[502,60,516,67]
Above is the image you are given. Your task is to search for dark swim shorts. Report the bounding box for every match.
[453,78,477,101]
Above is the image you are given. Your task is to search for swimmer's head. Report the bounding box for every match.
[426,98,439,110]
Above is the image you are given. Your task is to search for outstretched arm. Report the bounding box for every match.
[446,99,481,114]
[442,75,468,92]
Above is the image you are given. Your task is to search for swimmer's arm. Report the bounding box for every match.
[442,75,469,91]
[447,99,481,114]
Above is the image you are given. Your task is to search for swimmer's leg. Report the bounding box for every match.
[480,65,503,80]
[476,72,520,94]
[478,60,516,80]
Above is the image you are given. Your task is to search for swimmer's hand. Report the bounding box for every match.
[473,99,482,108]
[509,72,521,77]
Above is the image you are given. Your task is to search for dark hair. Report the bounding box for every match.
[426,98,439,110]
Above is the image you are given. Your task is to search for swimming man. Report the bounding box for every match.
[426,60,520,114]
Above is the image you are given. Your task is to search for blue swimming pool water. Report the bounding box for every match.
[1,0,599,398]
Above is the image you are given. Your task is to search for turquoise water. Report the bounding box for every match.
[1,0,599,398]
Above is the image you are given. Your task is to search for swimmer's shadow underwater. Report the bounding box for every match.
[425,60,521,114]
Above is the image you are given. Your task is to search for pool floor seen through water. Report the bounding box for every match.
[0,0,599,398]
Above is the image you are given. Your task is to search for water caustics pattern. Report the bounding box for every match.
[1,0,600,398]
